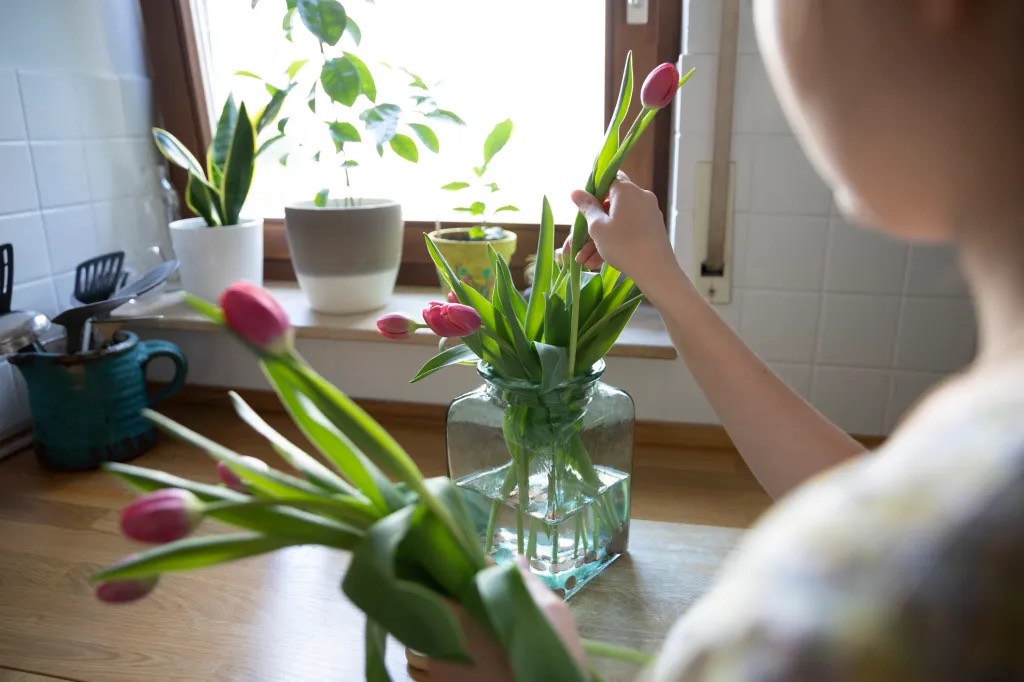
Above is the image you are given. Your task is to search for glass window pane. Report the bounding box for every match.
[195,0,605,225]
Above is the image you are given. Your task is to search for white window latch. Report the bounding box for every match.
[626,0,649,25]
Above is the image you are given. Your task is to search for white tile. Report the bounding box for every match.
[0,213,50,283]
[733,54,790,134]
[812,367,890,436]
[121,77,153,137]
[53,270,76,308]
[0,143,39,214]
[0,69,26,141]
[673,132,753,212]
[85,138,136,200]
[770,363,813,399]
[11,278,58,318]
[740,214,828,291]
[749,135,832,215]
[817,294,901,367]
[676,54,717,134]
[738,0,759,54]
[825,216,907,294]
[885,371,946,432]
[30,141,90,208]
[896,298,976,372]
[16,71,80,140]
[42,205,98,274]
[76,75,126,139]
[738,290,820,363]
[92,199,137,252]
[905,244,969,297]
[683,0,721,55]
[726,211,749,289]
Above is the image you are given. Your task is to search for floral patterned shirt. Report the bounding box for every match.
[646,368,1024,681]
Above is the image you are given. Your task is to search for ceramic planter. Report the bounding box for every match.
[169,217,263,302]
[428,227,517,298]
[284,199,402,314]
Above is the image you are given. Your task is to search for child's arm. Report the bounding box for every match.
[571,179,865,498]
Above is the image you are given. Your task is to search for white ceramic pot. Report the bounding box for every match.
[169,217,263,302]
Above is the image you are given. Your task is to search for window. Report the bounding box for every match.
[142,0,681,284]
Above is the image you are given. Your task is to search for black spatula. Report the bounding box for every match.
[74,251,125,304]
[1,243,12,314]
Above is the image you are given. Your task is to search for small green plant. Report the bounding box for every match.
[153,94,283,226]
[441,119,520,239]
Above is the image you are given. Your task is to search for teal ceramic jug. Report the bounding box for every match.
[9,331,188,471]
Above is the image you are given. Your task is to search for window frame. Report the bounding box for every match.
[142,0,681,287]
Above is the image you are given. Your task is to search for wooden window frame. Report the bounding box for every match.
[142,0,680,288]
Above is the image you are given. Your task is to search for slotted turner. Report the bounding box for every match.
[74,251,125,304]
[1,243,12,314]
[115,259,179,300]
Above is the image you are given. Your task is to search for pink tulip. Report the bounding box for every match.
[641,62,680,110]
[376,312,423,340]
[120,489,204,544]
[446,290,459,303]
[219,281,294,354]
[422,301,481,337]
[96,574,159,603]
[217,456,270,493]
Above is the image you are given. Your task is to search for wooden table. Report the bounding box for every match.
[0,417,743,682]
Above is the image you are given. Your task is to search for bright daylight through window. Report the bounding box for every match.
[193,0,606,225]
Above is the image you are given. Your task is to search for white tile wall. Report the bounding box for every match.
[0,0,162,441]
[668,0,978,435]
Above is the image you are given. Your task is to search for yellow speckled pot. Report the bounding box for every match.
[428,227,517,298]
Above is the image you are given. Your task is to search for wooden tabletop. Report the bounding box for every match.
[0,407,744,682]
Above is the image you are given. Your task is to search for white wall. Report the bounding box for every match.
[0,0,165,440]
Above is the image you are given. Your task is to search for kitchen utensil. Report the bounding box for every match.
[53,296,132,354]
[1,243,12,314]
[0,310,51,356]
[73,251,125,304]
[115,259,179,301]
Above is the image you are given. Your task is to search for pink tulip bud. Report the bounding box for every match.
[96,574,159,603]
[423,301,481,337]
[120,489,204,544]
[376,312,423,340]
[641,62,680,110]
[216,456,270,493]
[446,290,459,303]
[219,281,294,354]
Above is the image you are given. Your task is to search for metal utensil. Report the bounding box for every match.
[53,296,132,354]
[115,259,179,301]
[74,251,125,304]
[1,243,12,314]
[0,310,51,356]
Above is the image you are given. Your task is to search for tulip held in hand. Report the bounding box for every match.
[640,62,681,110]
[120,488,204,544]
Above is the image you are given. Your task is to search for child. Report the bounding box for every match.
[436,1,1024,678]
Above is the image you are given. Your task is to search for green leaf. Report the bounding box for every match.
[182,292,224,323]
[328,121,361,151]
[220,102,256,226]
[344,52,376,102]
[475,563,589,682]
[321,56,361,107]
[152,127,206,178]
[535,342,569,393]
[234,70,263,81]
[360,103,401,145]
[346,16,362,44]
[410,343,478,383]
[314,188,329,207]
[472,165,485,178]
[486,182,499,192]
[307,81,317,112]
[525,196,554,340]
[341,159,358,168]
[600,261,621,295]
[579,271,603,330]
[365,619,391,682]
[407,123,438,153]
[424,109,465,125]
[255,133,285,157]
[466,201,485,216]
[185,171,220,226]
[597,51,633,187]
[440,181,470,191]
[494,205,519,213]
[491,245,537,375]
[388,133,418,162]
[580,277,638,336]
[286,58,309,80]
[544,292,570,346]
[341,506,471,661]
[400,67,428,89]
[279,152,290,166]
[282,8,296,41]
[576,293,644,371]
[296,0,347,46]
[313,150,321,162]
[93,533,299,582]
[256,86,290,133]
[483,118,513,165]
[278,116,289,134]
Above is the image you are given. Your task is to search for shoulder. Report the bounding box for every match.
[646,365,1024,681]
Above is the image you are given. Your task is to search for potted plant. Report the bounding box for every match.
[153,94,282,302]
[431,119,519,298]
[245,0,467,313]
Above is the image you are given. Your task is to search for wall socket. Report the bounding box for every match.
[692,161,736,304]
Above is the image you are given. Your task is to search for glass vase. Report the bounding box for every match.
[447,360,634,598]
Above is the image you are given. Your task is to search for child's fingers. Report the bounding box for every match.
[575,240,598,265]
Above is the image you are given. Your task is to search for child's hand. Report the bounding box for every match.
[563,174,679,292]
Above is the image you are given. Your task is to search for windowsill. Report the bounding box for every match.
[106,282,677,361]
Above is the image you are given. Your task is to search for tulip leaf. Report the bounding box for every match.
[410,343,478,383]
[210,94,238,174]
[483,118,513,165]
[365,619,391,682]
[578,271,604,330]
[228,391,362,496]
[220,102,255,226]
[321,56,361,107]
[475,563,589,682]
[182,292,225,324]
[93,533,299,582]
[342,505,471,661]
[360,103,402,146]
[600,261,622,295]
[596,51,633,187]
[103,462,362,547]
[576,293,645,371]
[400,478,480,596]
[544,292,570,347]
[491,245,538,376]
[423,234,503,353]
[580,277,639,337]
[344,52,376,102]
[408,123,439,153]
[525,197,555,340]
[296,0,347,46]
[388,133,418,162]
[535,342,569,393]
[328,121,361,151]
[152,127,206,179]
[185,171,221,226]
